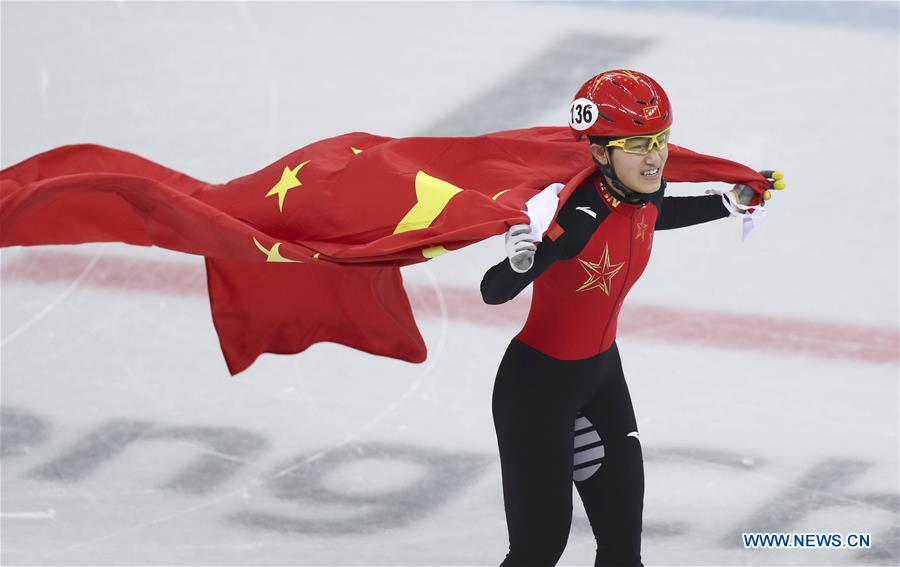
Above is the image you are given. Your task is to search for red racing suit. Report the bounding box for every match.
[481,171,730,359]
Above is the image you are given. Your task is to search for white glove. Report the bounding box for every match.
[505,223,536,273]
[728,184,757,207]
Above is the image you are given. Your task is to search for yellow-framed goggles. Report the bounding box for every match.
[605,128,671,155]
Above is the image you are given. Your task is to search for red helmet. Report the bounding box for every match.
[568,70,672,140]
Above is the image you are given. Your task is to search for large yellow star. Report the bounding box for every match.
[266,160,310,212]
[576,243,625,295]
[393,171,463,235]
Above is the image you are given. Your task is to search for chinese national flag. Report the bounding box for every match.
[0,127,768,374]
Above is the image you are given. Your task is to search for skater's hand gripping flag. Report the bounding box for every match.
[718,169,786,240]
[0,127,770,374]
[728,170,787,207]
[725,170,787,210]
[505,224,537,273]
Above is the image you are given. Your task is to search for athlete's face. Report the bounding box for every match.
[590,142,668,195]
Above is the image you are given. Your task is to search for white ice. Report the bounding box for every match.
[1,3,898,566]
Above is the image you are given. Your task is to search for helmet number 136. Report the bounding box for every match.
[569,98,598,131]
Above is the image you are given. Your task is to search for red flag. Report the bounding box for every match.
[1,127,768,374]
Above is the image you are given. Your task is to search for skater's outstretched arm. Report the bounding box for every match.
[480,231,565,305]
[480,183,608,305]
[654,194,730,230]
[655,170,786,230]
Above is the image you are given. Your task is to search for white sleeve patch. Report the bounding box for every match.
[523,182,564,241]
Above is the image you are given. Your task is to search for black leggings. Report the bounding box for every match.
[492,338,644,567]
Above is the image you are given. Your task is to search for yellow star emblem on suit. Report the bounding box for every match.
[635,215,648,240]
[576,243,625,295]
[266,160,310,212]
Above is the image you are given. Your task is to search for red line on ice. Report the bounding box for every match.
[3,251,898,365]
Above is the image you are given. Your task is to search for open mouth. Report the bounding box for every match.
[641,168,660,178]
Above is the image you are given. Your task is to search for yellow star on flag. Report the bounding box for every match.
[266,160,310,212]
[422,245,449,258]
[253,237,302,263]
[576,243,624,295]
[393,171,463,235]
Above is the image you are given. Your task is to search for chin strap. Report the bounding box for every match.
[596,163,660,205]
[596,161,654,205]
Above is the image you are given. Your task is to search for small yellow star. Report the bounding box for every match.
[351,147,363,154]
[253,237,302,263]
[576,243,625,295]
[422,245,449,258]
[635,215,648,240]
[265,160,310,212]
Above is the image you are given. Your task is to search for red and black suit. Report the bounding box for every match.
[481,172,729,567]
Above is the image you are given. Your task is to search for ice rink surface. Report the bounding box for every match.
[1,2,898,565]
